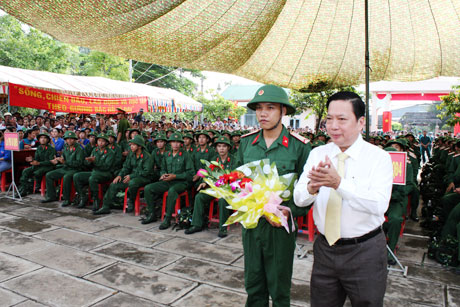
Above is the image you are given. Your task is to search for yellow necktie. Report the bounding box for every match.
[325,152,349,246]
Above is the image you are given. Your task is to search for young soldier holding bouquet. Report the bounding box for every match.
[236,84,311,307]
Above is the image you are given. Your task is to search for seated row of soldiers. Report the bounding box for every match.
[421,137,460,274]
[18,129,240,237]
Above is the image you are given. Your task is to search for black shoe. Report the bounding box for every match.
[159,218,171,230]
[93,207,111,215]
[410,215,419,222]
[141,213,157,225]
[185,226,202,235]
[41,198,56,203]
[92,199,100,212]
[61,200,71,207]
[218,228,228,238]
[77,197,88,209]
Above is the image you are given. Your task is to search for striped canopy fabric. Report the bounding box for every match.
[1,0,460,90]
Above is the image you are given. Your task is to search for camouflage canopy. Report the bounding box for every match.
[1,0,460,90]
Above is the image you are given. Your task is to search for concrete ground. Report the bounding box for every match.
[0,192,459,307]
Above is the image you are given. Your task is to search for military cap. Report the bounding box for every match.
[167,128,175,133]
[106,130,116,138]
[214,135,231,147]
[231,131,242,136]
[154,133,168,142]
[311,140,325,148]
[63,131,78,140]
[247,84,295,115]
[88,131,98,137]
[129,128,141,135]
[386,139,407,150]
[116,108,126,114]
[96,133,109,142]
[183,133,194,140]
[37,132,51,141]
[168,132,184,143]
[384,147,397,152]
[129,135,146,148]
[141,131,148,138]
[195,130,210,139]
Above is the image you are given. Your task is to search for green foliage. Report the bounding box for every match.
[391,122,402,131]
[196,91,246,121]
[437,86,459,126]
[132,61,203,96]
[289,86,360,132]
[78,51,129,81]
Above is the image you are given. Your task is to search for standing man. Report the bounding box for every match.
[420,130,432,164]
[294,92,393,306]
[116,108,130,144]
[236,85,311,306]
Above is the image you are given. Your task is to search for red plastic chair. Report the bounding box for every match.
[33,175,47,197]
[88,181,111,209]
[406,194,412,217]
[297,207,316,242]
[123,187,146,216]
[208,198,220,226]
[161,190,190,220]
[59,178,76,202]
[1,169,12,192]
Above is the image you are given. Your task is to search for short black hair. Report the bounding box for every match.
[326,91,365,120]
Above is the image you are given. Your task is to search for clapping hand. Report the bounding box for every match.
[307,156,341,193]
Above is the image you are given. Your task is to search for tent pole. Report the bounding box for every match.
[7,82,10,112]
[365,0,370,141]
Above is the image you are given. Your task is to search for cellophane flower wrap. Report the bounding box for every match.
[197,159,297,233]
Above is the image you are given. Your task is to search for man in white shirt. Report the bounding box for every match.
[294,91,393,307]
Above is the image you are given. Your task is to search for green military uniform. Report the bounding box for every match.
[440,202,460,272]
[192,131,216,186]
[19,132,56,196]
[84,132,98,158]
[94,135,154,215]
[186,136,235,237]
[237,85,311,307]
[383,146,412,263]
[106,130,123,174]
[151,134,168,179]
[73,133,115,210]
[117,108,130,142]
[43,131,85,205]
[143,132,194,226]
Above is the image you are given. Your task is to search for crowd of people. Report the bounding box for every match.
[0,89,458,306]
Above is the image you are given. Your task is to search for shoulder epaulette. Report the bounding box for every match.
[408,152,417,159]
[449,152,455,155]
[241,129,260,138]
[290,131,310,144]
[454,153,460,157]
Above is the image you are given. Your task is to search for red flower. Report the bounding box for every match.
[209,164,216,171]
[240,177,253,188]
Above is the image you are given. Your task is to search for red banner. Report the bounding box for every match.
[8,83,147,114]
[382,111,392,132]
[389,152,407,185]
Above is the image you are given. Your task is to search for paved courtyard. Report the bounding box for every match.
[0,192,459,306]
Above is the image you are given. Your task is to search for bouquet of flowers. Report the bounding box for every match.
[197,159,297,233]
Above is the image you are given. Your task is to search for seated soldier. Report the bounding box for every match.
[42,131,85,206]
[73,133,115,211]
[106,130,123,174]
[151,133,168,180]
[94,135,153,215]
[18,132,56,196]
[439,202,460,274]
[191,131,215,190]
[185,136,234,238]
[84,131,98,157]
[383,142,412,265]
[142,132,194,227]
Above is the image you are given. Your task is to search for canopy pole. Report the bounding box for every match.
[365,0,370,141]
[7,82,10,112]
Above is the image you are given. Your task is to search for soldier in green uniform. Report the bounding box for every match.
[116,108,130,144]
[185,135,234,237]
[191,131,215,188]
[440,202,460,274]
[106,130,123,173]
[236,85,311,307]
[142,132,194,227]
[42,131,85,206]
[230,131,242,154]
[84,131,98,157]
[94,135,154,215]
[183,133,195,153]
[18,132,56,196]
[73,133,115,211]
[151,134,168,180]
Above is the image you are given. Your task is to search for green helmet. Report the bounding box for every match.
[37,132,51,142]
[214,135,231,147]
[63,131,78,140]
[128,135,146,148]
[183,133,194,140]
[88,131,98,138]
[231,131,242,137]
[247,84,295,115]
[384,147,397,152]
[106,130,116,139]
[154,133,167,142]
[386,139,406,150]
[141,131,148,138]
[196,130,210,139]
[168,132,184,143]
[311,140,325,148]
[96,133,109,142]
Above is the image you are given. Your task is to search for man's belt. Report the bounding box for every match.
[322,227,382,246]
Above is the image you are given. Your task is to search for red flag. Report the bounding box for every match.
[382,111,392,132]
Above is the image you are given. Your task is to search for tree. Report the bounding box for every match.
[436,86,459,126]
[132,61,203,96]
[289,86,360,133]
[78,50,129,81]
[197,91,246,122]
